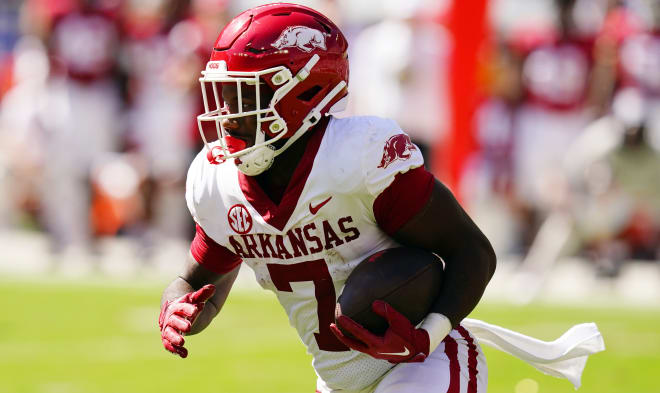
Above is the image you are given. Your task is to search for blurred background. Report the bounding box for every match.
[0,0,659,392]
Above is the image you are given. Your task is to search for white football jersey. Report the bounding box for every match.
[185,115,425,390]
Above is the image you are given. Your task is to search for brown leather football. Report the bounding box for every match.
[335,247,444,336]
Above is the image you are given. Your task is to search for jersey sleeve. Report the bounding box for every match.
[185,149,242,274]
[361,120,425,196]
[373,166,434,235]
[360,119,431,235]
[190,224,242,274]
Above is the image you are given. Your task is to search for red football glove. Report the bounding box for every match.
[158,284,215,358]
[330,300,430,363]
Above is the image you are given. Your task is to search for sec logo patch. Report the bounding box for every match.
[228,204,252,234]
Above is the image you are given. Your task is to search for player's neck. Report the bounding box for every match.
[254,118,327,205]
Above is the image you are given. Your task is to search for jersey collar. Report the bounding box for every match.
[238,117,329,231]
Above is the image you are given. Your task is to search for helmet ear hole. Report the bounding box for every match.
[297,85,323,102]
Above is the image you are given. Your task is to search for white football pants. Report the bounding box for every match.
[317,325,488,393]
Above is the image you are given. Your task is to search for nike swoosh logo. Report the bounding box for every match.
[309,196,332,215]
[378,347,410,357]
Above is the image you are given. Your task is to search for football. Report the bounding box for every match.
[335,247,444,336]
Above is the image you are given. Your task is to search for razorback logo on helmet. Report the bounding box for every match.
[228,204,253,234]
[378,134,418,169]
[271,26,327,53]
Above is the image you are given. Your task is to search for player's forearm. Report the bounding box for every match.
[186,265,239,334]
[188,272,235,334]
[431,236,496,327]
[187,299,218,334]
[161,277,196,306]
[391,179,497,328]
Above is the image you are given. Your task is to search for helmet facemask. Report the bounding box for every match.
[197,54,346,176]
[197,62,286,176]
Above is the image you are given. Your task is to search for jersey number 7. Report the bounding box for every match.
[267,259,349,351]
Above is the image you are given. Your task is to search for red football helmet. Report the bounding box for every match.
[197,3,349,175]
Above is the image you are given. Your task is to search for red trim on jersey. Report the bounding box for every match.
[238,122,327,231]
[190,224,242,274]
[373,166,434,235]
[444,334,461,393]
[458,325,479,393]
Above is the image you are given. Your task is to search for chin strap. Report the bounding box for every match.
[274,79,347,157]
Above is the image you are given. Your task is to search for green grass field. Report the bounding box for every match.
[1,275,658,393]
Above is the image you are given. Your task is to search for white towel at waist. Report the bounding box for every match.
[461,318,605,389]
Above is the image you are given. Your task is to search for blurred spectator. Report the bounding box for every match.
[496,0,605,254]
[1,0,229,263]
[465,0,606,256]
[37,0,123,256]
[513,0,598,206]
[347,0,451,167]
[564,87,660,275]
[563,0,660,274]
[464,37,524,254]
[0,36,49,230]
[120,0,228,254]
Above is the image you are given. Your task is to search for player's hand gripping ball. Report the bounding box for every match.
[158,284,215,358]
[330,247,444,363]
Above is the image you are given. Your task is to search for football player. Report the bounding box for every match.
[158,4,602,392]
